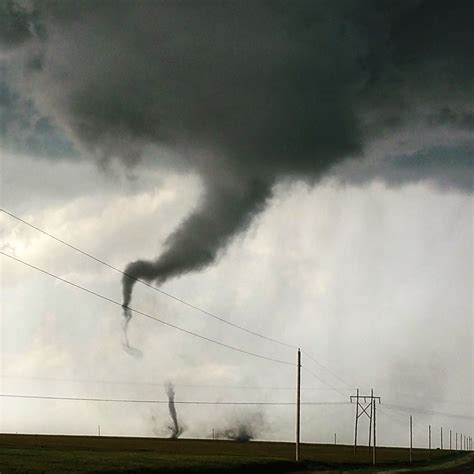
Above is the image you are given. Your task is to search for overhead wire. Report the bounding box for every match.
[301,349,355,389]
[0,251,294,366]
[0,374,348,391]
[383,403,474,421]
[1,247,354,393]
[0,208,295,349]
[378,406,426,433]
[1,207,354,392]
[0,393,351,406]
[301,366,349,399]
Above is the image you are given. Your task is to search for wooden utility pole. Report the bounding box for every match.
[353,388,359,454]
[455,432,458,451]
[449,429,452,453]
[368,388,373,453]
[409,415,413,464]
[334,433,337,445]
[372,398,377,465]
[98,425,101,436]
[429,425,431,460]
[440,426,443,450]
[295,348,301,462]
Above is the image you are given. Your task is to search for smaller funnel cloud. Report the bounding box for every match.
[215,411,265,442]
[166,383,183,439]
[121,311,142,358]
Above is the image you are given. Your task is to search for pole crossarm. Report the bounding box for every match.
[350,395,381,403]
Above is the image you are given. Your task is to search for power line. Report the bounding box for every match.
[383,403,474,421]
[0,208,295,349]
[0,393,350,406]
[387,391,472,406]
[1,374,353,391]
[301,366,348,399]
[301,349,355,389]
[380,406,426,432]
[378,406,410,430]
[1,208,354,392]
[0,251,294,366]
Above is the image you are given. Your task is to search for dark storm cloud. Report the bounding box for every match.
[0,0,33,50]
[2,0,473,308]
[0,76,76,158]
[334,143,474,193]
[428,108,474,131]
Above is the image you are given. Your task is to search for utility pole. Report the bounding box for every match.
[334,433,337,445]
[350,389,380,456]
[295,348,301,462]
[98,425,101,436]
[429,425,431,461]
[440,426,443,450]
[372,397,377,466]
[409,416,413,463]
[368,388,374,454]
[449,429,452,453]
[353,388,359,454]
[455,432,458,451]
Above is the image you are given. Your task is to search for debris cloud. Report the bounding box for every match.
[216,411,266,442]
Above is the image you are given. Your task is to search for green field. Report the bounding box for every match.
[0,434,472,473]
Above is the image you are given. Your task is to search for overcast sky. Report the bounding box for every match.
[0,0,472,447]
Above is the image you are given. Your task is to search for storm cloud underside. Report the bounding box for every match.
[2,0,473,311]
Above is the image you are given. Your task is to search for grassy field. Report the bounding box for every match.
[0,434,472,473]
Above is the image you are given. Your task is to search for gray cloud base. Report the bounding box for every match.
[2,0,473,306]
